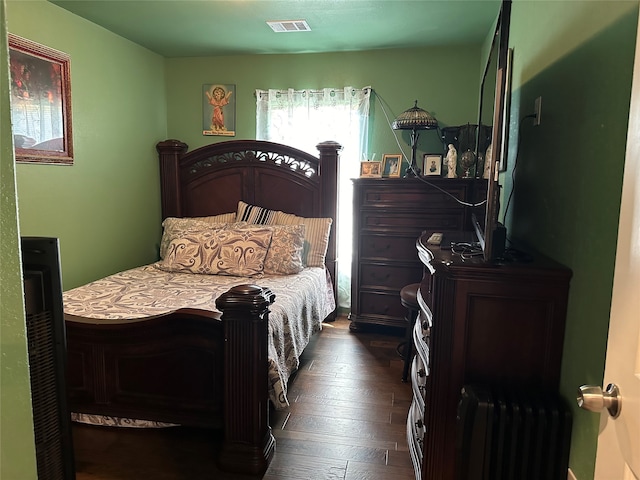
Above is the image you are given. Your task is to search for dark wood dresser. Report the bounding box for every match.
[408,233,572,480]
[349,177,485,331]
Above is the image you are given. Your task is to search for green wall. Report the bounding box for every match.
[164,46,483,165]
[2,1,167,477]
[505,1,638,478]
[0,0,38,477]
[4,1,637,479]
[7,0,167,291]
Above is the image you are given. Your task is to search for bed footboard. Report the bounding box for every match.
[65,284,276,475]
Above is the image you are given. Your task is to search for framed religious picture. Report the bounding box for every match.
[423,154,443,176]
[8,34,73,165]
[360,161,382,178]
[203,84,236,136]
[382,154,402,178]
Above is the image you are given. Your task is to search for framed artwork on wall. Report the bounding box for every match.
[382,154,402,178]
[8,34,73,165]
[202,84,236,136]
[423,154,443,176]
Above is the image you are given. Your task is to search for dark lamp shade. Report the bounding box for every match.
[392,101,438,130]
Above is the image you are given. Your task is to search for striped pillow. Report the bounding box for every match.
[235,201,332,267]
[236,201,278,224]
[273,211,332,268]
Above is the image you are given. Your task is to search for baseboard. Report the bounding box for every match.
[568,468,577,480]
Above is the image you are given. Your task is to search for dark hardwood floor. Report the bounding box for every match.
[73,316,415,480]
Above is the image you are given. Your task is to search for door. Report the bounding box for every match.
[591,9,640,479]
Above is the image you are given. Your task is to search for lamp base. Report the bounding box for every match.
[404,164,421,178]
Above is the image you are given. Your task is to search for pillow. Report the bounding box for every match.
[157,227,273,277]
[159,213,236,259]
[273,211,332,268]
[236,200,279,225]
[233,224,306,275]
[198,212,237,225]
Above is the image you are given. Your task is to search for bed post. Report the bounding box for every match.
[316,140,342,311]
[156,139,188,219]
[215,284,276,475]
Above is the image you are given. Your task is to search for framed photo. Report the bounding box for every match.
[203,84,236,136]
[360,161,382,178]
[382,154,402,178]
[8,34,73,165]
[423,154,443,176]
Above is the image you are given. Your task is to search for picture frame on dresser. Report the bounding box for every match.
[423,154,442,176]
[360,160,382,178]
[382,154,402,178]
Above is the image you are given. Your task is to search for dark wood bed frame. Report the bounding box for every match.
[65,139,341,475]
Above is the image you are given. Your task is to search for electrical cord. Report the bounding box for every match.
[373,90,487,209]
[502,113,536,225]
[450,242,484,260]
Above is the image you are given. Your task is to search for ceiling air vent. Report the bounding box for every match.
[267,20,311,33]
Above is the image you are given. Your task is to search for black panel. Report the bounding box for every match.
[21,237,75,480]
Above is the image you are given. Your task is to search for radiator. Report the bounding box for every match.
[456,384,572,480]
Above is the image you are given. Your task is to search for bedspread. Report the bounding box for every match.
[63,264,335,415]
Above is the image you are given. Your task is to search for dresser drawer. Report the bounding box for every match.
[357,290,405,319]
[359,233,423,262]
[361,211,464,232]
[359,263,423,290]
[362,186,466,208]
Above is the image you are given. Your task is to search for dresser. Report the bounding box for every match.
[407,233,572,480]
[349,177,485,331]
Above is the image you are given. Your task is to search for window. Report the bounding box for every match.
[256,87,371,308]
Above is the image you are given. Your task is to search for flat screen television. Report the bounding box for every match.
[474,0,512,261]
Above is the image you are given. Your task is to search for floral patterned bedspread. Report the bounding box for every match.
[64,263,335,426]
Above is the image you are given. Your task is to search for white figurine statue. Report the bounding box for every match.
[483,143,493,179]
[446,144,457,178]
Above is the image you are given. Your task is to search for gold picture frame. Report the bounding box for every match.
[9,34,73,165]
[382,154,402,178]
[360,161,382,178]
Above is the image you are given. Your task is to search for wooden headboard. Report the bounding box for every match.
[156,139,342,289]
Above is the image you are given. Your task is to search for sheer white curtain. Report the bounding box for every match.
[256,86,371,309]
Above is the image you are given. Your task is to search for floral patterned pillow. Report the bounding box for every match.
[264,224,305,275]
[159,213,236,259]
[157,227,273,277]
[232,224,306,275]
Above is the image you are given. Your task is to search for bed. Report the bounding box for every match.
[62,139,342,475]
